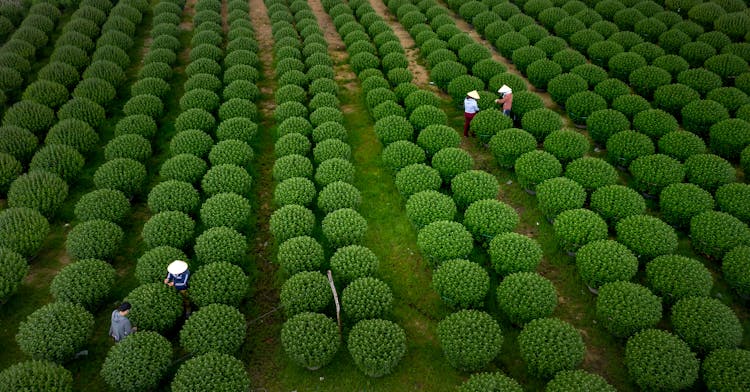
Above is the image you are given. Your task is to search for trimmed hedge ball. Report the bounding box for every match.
[189,261,249,307]
[381,140,425,171]
[171,352,249,392]
[684,153,736,193]
[315,158,355,187]
[515,150,562,192]
[0,360,73,392]
[281,271,332,317]
[517,317,585,378]
[93,158,147,197]
[497,272,557,326]
[586,109,631,147]
[273,154,313,181]
[180,304,246,355]
[489,128,537,168]
[281,312,340,370]
[313,139,351,164]
[66,219,124,261]
[135,246,187,285]
[671,296,742,353]
[546,370,616,392]
[710,119,750,161]
[589,185,646,225]
[405,190,457,229]
[329,245,379,285]
[125,282,182,333]
[115,115,156,139]
[417,221,473,265]
[564,157,618,192]
[160,154,207,185]
[142,211,194,250]
[438,310,503,371]
[450,170,499,209]
[702,348,750,392]
[626,329,699,391]
[193,226,247,266]
[317,181,361,214]
[270,205,315,244]
[682,99,730,136]
[374,115,414,146]
[50,258,115,310]
[216,118,257,144]
[553,208,608,253]
[605,130,654,169]
[104,134,152,162]
[29,144,84,182]
[147,180,200,214]
[489,232,543,276]
[616,215,678,260]
[0,126,38,162]
[342,277,393,321]
[543,129,588,164]
[629,154,684,196]
[0,247,28,303]
[723,245,750,297]
[659,183,715,228]
[458,372,523,392]
[417,125,459,157]
[432,147,473,183]
[463,199,518,243]
[321,208,367,249]
[200,192,251,232]
[7,170,68,218]
[395,163,441,198]
[521,108,563,142]
[646,254,713,304]
[348,319,406,378]
[0,207,49,257]
[596,281,662,338]
[536,177,586,220]
[690,211,750,259]
[100,331,172,392]
[16,301,93,363]
[3,100,55,134]
[576,239,639,289]
[433,258,489,309]
[658,130,706,162]
[277,236,324,276]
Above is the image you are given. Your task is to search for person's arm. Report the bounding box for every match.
[164,272,173,285]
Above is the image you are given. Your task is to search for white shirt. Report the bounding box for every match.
[464,98,479,114]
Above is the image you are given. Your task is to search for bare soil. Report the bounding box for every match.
[178,0,197,30]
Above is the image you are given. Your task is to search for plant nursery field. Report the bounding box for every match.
[1,0,750,390]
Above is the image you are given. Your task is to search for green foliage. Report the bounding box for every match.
[536,177,586,220]
[416,220,473,265]
[0,247,27,303]
[586,109,630,147]
[497,272,557,326]
[65,219,123,261]
[553,208,608,253]
[629,154,684,196]
[611,94,651,121]
[3,100,55,134]
[458,372,523,392]
[702,348,750,392]
[671,296,742,354]
[518,317,584,378]
[281,312,340,370]
[104,134,152,163]
[315,158,354,187]
[0,153,20,195]
[469,109,513,140]
[115,115,156,140]
[50,259,115,310]
[394,163,441,198]
[595,281,661,338]
[691,211,750,259]
[321,208,367,249]
[58,98,106,128]
[432,259,489,309]
[280,271,332,318]
[0,360,73,392]
[342,277,393,321]
[605,131,654,169]
[194,226,247,266]
[723,245,750,297]
[159,154,207,185]
[515,151,562,192]
[576,239,638,289]
[180,304,245,355]
[546,370,616,392]
[489,232,543,276]
[438,310,503,371]
[632,109,679,140]
[548,73,587,106]
[16,302,93,363]
[565,91,607,125]
[27,145,83,183]
[658,130,706,162]
[273,154,313,181]
[431,147,473,183]
[626,330,700,391]
[659,183,714,229]
[94,158,147,197]
[463,199,518,244]
[704,54,748,83]
[684,153,735,192]
[589,185,645,225]
[347,319,406,378]
[450,170,498,209]
[0,126,38,162]
[317,181,360,214]
[171,352,249,392]
[313,139,351,164]
[100,331,172,392]
[135,245,186,286]
[22,80,69,108]
[381,141,425,171]
[147,180,200,215]
[0,207,49,257]
[200,192,251,232]
[175,108,216,133]
[564,157,618,192]
[273,176,315,208]
[488,128,536,168]
[374,115,413,145]
[189,261,249,307]
[616,214,678,261]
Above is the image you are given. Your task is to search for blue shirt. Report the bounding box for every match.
[464,98,479,114]
[166,270,190,290]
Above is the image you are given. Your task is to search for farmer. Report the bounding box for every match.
[464,90,480,137]
[495,85,513,117]
[164,260,191,316]
[109,302,136,343]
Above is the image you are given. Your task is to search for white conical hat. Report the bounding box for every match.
[498,85,512,94]
[167,260,188,274]
[467,90,480,99]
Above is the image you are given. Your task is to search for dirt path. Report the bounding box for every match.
[220,0,229,34]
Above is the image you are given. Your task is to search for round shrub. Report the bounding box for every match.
[405,191,456,230]
[0,207,49,257]
[193,226,247,266]
[0,153,20,195]
[93,158,147,197]
[518,318,585,378]
[432,259,489,309]
[317,181,360,214]
[200,192,251,232]
[160,154,207,185]
[576,240,639,289]
[189,261,249,307]
[269,204,315,244]
[58,98,106,128]
[564,157,618,192]
[115,115,156,139]
[632,109,679,141]
[611,94,651,120]
[45,121,98,159]
[691,211,750,259]
[171,352,249,392]
[348,319,406,378]
[684,153,735,193]
[606,131,654,171]
[449,170,498,209]
[710,119,750,162]
[374,115,413,146]
[660,182,717,227]
[645,255,713,306]
[653,84,701,118]
[536,177,586,221]
[342,277,393,321]
[469,109,513,140]
[589,185,646,225]
[274,175,315,207]
[705,53,748,83]
[438,310,503,372]
[458,372,523,392]
[280,271,331,318]
[515,150,563,192]
[313,139,351,164]
[103,134,152,163]
[658,130,707,162]
[617,214,678,260]
[553,208,609,253]
[273,154,313,182]
[66,219,123,260]
[417,220,473,265]
[281,312,340,370]
[135,246,187,285]
[489,232,543,276]
[521,108,563,142]
[566,91,607,125]
[547,73,588,105]
[463,198,518,244]
[0,247,27,303]
[671,296,742,353]
[321,208,367,249]
[677,68,723,97]
[22,80,68,109]
[629,154,684,196]
[147,180,200,215]
[16,302,93,362]
[180,304,246,355]
[50,258,114,310]
[723,244,750,298]
[546,370,616,392]
[0,126,38,162]
[394,163,441,198]
[328,244,379,285]
[277,236,324,276]
[682,99,731,137]
[409,105,447,131]
[489,128,537,168]
[381,140,425,171]
[497,272,557,326]
[417,125,460,158]
[431,147,472,183]
[27,144,84,184]
[541,130,587,165]
[596,281,662,338]
[100,331,172,392]
[0,360,73,392]
[716,182,750,224]
[702,348,750,392]
[315,158,354,187]
[3,100,55,134]
[125,282,182,333]
[586,109,630,147]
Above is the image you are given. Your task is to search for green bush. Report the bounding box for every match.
[179,304,245,355]
[593,78,629,106]
[405,190,456,229]
[189,261,249,307]
[702,348,750,392]
[546,370,616,392]
[469,109,513,140]
[632,109,679,141]
[497,272,557,326]
[595,281,661,338]
[174,108,216,133]
[273,176,315,208]
[0,153,20,195]
[277,236,323,276]
[432,258,489,309]
[394,163,441,198]
[611,94,651,121]
[0,247,27,303]
[22,80,68,109]
[547,73,587,106]
[159,154,207,185]
[716,182,750,225]
[535,177,586,221]
[313,139,351,164]
[103,134,152,163]
[515,150,562,192]
[269,204,315,244]
[617,214,678,260]
[216,118,257,144]
[321,208,367,249]
[691,211,750,259]
[58,97,106,128]
[317,180,360,213]
[458,372,523,392]
[488,128,537,168]
[50,258,115,310]
[193,226,247,266]
[629,154,684,196]
[0,207,49,257]
[684,154,735,193]
[438,310,503,371]
[374,115,413,146]
[223,80,260,102]
[347,319,406,378]
[489,232,543,276]
[553,209,608,253]
[518,317,584,378]
[0,126,38,162]
[171,352,249,392]
[0,360,73,392]
[463,199,518,244]
[27,144,84,184]
[416,220,473,265]
[628,66,671,99]
[511,91,545,119]
[200,192,251,232]
[540,130,587,167]
[315,158,354,187]
[147,180,200,215]
[653,83,699,118]
[576,240,639,289]
[671,296,741,354]
[430,147,471,183]
[281,312,340,370]
[208,139,253,168]
[658,130,706,162]
[705,53,748,83]
[135,246,186,286]
[566,91,607,125]
[586,109,630,147]
[65,219,124,261]
[709,119,750,162]
[381,141,425,171]
[521,108,562,142]
[125,282,182,333]
[16,302,93,363]
[645,255,713,306]
[342,277,393,320]
[115,115,156,140]
[449,170,498,209]
[564,157,618,192]
[273,154,313,182]
[94,157,147,196]
[100,331,172,392]
[589,185,645,225]
[3,100,55,134]
[409,105,447,131]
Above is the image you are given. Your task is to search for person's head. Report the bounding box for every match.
[467,90,480,100]
[118,302,131,314]
[498,85,512,98]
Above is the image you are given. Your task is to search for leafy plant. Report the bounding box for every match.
[0,360,73,392]
[489,232,543,276]
[521,108,562,142]
[66,219,124,261]
[189,261,249,307]
[515,150,562,192]
[564,157,618,192]
[281,312,340,370]
[497,272,557,326]
[342,277,393,321]
[702,348,750,392]
[458,372,523,392]
[347,319,406,377]
[50,258,114,310]
[438,309,503,371]
[180,304,246,355]
[193,226,247,266]
[463,199,518,243]
[671,296,742,353]
[553,209,608,253]
[7,170,68,218]
[100,331,172,392]
[518,317,584,378]
[321,208,367,249]
[317,181,360,214]
[576,240,639,289]
[658,130,707,162]
[589,185,646,225]
[0,247,27,303]
[93,158,147,197]
[489,128,537,168]
[417,221,473,264]
[595,281,661,338]
[277,236,324,276]
[546,370,616,392]
[684,153,736,192]
[543,129,588,164]
[171,352,249,392]
[691,211,750,259]
[16,302,93,362]
[709,117,750,161]
[629,154,684,196]
[433,259,489,309]
[280,271,331,317]
[547,73,588,105]
[200,192,251,232]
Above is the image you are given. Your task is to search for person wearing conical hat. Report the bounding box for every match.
[464,90,480,137]
[495,85,513,117]
[164,260,191,316]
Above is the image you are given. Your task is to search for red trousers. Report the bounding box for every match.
[464,112,476,136]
